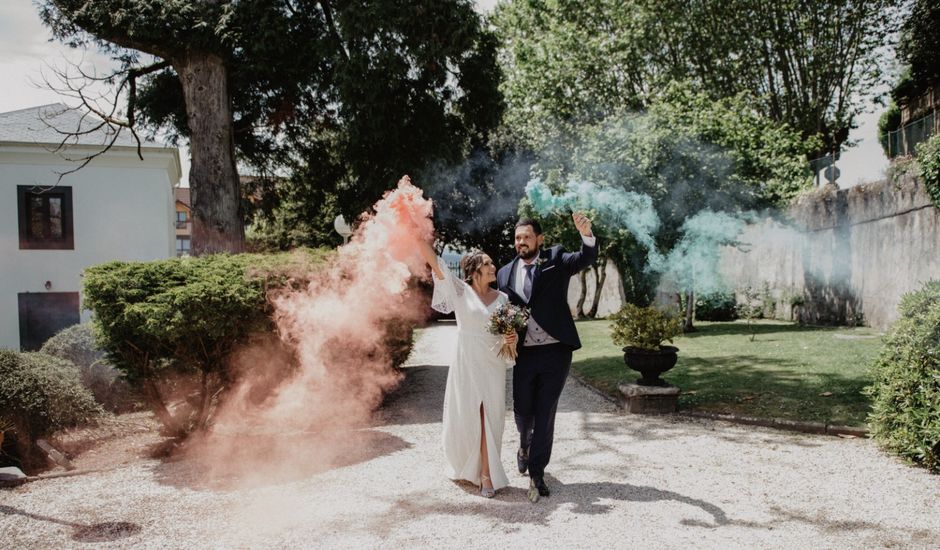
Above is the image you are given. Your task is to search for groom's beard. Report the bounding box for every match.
[518,248,540,261]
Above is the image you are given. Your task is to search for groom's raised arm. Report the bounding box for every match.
[561,212,598,273]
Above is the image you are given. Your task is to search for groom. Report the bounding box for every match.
[497,213,597,503]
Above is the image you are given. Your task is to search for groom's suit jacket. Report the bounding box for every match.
[497,240,598,351]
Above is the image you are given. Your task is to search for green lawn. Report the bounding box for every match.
[572,319,885,427]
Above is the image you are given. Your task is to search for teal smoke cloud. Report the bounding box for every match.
[525,178,661,255]
[525,178,747,294]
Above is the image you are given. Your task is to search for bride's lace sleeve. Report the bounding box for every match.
[430,256,465,314]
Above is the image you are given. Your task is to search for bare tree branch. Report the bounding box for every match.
[319,0,349,62]
[35,56,171,186]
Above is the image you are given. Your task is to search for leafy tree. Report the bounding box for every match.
[39,1,503,254]
[494,0,900,157]
[493,0,658,150]
[878,99,902,155]
[647,83,818,207]
[895,0,940,102]
[519,83,813,310]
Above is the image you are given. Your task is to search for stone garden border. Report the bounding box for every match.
[567,372,868,438]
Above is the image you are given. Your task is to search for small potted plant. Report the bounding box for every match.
[610,304,683,386]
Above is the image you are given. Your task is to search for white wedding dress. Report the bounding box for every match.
[431,258,510,490]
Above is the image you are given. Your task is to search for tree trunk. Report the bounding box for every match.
[176,52,244,255]
[576,270,588,318]
[683,290,696,333]
[145,379,183,436]
[587,260,607,318]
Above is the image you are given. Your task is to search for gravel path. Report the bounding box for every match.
[3,322,940,549]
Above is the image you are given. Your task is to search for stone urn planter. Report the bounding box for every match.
[622,345,679,386]
[610,304,683,414]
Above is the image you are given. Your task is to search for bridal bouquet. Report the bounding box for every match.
[486,303,530,360]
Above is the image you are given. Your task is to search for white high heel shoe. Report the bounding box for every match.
[480,474,495,498]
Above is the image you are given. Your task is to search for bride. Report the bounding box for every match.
[418,236,517,498]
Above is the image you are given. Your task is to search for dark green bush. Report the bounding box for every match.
[82,249,417,436]
[694,292,737,321]
[41,324,137,413]
[0,350,102,469]
[83,251,325,434]
[866,280,940,473]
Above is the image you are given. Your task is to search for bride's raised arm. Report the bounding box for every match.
[396,175,445,281]
[418,239,446,280]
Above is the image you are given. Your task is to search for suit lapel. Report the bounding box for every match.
[507,257,519,290]
[504,257,524,303]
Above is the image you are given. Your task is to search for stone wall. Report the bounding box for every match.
[720,174,940,329]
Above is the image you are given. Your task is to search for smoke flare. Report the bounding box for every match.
[183,177,434,488]
[525,177,751,295]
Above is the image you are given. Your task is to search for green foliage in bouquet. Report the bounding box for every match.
[609,304,682,351]
[866,280,940,473]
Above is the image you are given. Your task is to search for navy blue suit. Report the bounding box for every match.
[497,240,597,481]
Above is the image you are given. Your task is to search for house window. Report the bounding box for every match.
[17,186,74,250]
[176,236,191,256]
[176,210,189,228]
[18,292,80,351]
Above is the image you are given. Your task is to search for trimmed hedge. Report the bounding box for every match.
[0,349,102,469]
[41,323,137,412]
[82,249,418,435]
[866,280,940,473]
[83,251,328,434]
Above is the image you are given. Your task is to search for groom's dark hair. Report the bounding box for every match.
[515,217,542,235]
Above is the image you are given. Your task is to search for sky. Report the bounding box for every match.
[0,0,889,188]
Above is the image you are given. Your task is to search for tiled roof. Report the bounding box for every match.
[0,103,168,149]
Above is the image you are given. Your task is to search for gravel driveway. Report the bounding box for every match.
[2,322,939,549]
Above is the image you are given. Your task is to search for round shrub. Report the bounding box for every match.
[694,291,738,321]
[0,350,102,469]
[41,324,137,412]
[610,304,683,351]
[866,280,940,473]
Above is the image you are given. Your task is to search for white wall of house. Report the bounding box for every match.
[0,144,180,350]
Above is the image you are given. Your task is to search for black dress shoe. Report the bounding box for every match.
[533,477,550,497]
[517,448,528,475]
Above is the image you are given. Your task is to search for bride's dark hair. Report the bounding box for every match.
[460,250,489,284]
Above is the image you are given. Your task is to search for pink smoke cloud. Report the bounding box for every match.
[181,177,435,488]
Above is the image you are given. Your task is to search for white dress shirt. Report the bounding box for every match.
[515,234,595,347]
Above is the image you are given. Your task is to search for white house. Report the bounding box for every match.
[0,104,180,351]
